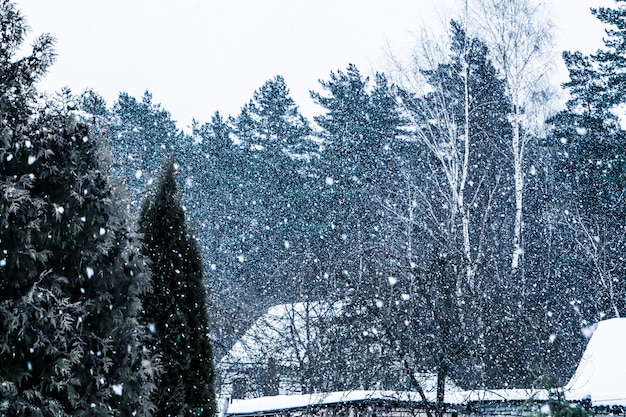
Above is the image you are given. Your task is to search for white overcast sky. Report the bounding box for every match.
[16,0,614,130]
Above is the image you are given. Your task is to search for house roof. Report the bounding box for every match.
[221,310,626,414]
[564,317,626,406]
[222,389,551,416]
[219,301,341,368]
[224,391,421,415]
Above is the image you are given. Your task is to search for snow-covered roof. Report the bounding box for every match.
[221,312,626,413]
[564,317,626,406]
[222,388,551,416]
[219,301,341,368]
[225,391,419,415]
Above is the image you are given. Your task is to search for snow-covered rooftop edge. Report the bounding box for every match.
[221,318,626,415]
[222,389,551,415]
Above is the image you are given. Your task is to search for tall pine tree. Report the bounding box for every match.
[139,156,215,417]
[310,64,405,288]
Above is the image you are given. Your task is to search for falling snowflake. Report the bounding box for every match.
[581,323,598,339]
[86,267,94,279]
[111,384,123,396]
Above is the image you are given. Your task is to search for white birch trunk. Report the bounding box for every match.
[471,0,556,272]
[512,116,524,270]
[461,0,474,288]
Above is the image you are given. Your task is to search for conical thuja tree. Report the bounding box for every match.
[139,156,216,417]
[0,1,156,415]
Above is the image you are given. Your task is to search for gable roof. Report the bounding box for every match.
[564,317,626,406]
[219,301,341,368]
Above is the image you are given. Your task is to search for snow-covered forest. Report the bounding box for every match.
[2,0,626,415]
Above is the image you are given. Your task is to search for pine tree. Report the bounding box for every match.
[233,75,318,300]
[311,64,405,269]
[139,156,216,417]
[109,91,183,205]
[0,2,157,414]
[547,0,626,323]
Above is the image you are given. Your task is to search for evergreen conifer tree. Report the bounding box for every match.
[139,156,216,417]
[109,91,183,205]
[547,1,626,322]
[0,2,157,415]
[310,64,406,294]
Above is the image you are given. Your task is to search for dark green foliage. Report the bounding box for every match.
[592,0,626,108]
[139,156,216,417]
[547,0,626,323]
[0,2,157,413]
[311,64,406,277]
[307,64,414,391]
[550,51,626,216]
[0,1,54,125]
[312,65,404,197]
[190,77,321,360]
[238,75,312,153]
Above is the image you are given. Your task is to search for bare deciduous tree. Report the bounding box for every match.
[471,0,557,271]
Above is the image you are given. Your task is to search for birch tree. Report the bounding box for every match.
[399,21,513,292]
[471,0,556,270]
[338,22,518,413]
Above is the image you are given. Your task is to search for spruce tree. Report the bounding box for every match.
[310,64,406,293]
[0,1,157,415]
[139,156,215,417]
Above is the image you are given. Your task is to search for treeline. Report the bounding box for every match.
[98,1,626,398]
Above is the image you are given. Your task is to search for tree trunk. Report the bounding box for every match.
[436,365,448,417]
[512,115,524,270]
